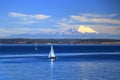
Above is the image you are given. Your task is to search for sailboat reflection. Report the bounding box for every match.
[49,45,56,80]
[50,59,54,80]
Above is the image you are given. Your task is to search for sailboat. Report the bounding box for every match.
[48,45,56,59]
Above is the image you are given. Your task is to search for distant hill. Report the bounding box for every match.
[0,39,120,44]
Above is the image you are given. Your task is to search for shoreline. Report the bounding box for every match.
[0,39,120,44]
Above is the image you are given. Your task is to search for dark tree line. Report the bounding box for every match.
[0,38,119,44]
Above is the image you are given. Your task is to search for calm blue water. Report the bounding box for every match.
[0,44,120,80]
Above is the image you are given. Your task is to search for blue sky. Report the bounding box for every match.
[0,0,120,39]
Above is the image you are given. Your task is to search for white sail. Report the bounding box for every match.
[49,45,56,58]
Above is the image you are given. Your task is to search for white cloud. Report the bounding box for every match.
[79,13,118,18]
[70,14,120,24]
[33,14,50,20]
[9,12,51,24]
[77,25,98,33]
[89,25,120,34]
[0,28,14,37]
[0,27,57,37]
[57,22,78,34]
[9,12,50,20]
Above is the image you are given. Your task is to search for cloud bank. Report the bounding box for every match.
[0,13,120,39]
[70,14,120,24]
[9,12,51,24]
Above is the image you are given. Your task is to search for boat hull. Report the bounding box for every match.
[49,57,57,59]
